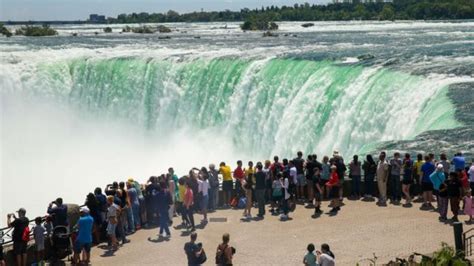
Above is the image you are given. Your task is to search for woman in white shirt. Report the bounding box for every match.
[280,174,291,221]
[198,171,210,223]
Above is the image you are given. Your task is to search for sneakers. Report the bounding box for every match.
[280,214,288,220]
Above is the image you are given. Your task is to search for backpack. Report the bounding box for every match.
[196,248,207,264]
[215,244,228,265]
[22,226,30,242]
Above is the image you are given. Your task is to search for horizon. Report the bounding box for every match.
[0,0,331,21]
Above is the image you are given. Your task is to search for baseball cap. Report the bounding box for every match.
[80,206,90,213]
[17,208,26,214]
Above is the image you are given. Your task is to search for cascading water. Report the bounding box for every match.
[17,57,460,157]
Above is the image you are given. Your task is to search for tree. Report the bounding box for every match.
[379,4,395,20]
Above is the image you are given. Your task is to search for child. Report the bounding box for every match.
[326,165,340,213]
[303,243,318,266]
[438,181,448,221]
[33,216,45,265]
[464,190,474,223]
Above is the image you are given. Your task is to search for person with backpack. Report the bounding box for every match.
[216,233,234,266]
[184,232,207,266]
[7,208,29,266]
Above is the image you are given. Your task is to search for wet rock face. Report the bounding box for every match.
[374,82,474,159]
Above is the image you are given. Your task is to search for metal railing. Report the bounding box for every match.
[463,228,474,257]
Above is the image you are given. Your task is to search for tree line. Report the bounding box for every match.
[107,0,474,24]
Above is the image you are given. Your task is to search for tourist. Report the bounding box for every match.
[127,181,141,232]
[303,243,317,266]
[176,177,188,227]
[313,169,324,216]
[263,160,272,203]
[294,151,306,201]
[281,171,291,220]
[216,233,234,266]
[234,160,245,197]
[430,164,446,199]
[7,208,29,266]
[326,165,341,213]
[85,192,101,243]
[94,187,107,225]
[447,172,462,222]
[362,154,377,198]
[184,232,206,266]
[115,188,129,244]
[106,195,119,251]
[271,173,284,214]
[452,152,466,172]
[255,162,266,218]
[402,153,413,204]
[413,153,425,199]
[73,206,94,265]
[320,156,331,199]
[184,180,196,231]
[105,182,118,196]
[349,154,362,199]
[317,243,335,266]
[128,178,146,228]
[220,162,233,208]
[208,164,220,211]
[288,160,298,199]
[168,167,179,217]
[389,152,402,204]
[305,155,316,206]
[421,155,436,208]
[198,170,210,223]
[439,153,451,178]
[0,243,4,266]
[469,161,474,192]
[47,197,68,227]
[33,216,45,265]
[333,151,346,201]
[243,166,253,219]
[376,152,389,204]
[438,180,449,221]
[145,177,160,225]
[157,182,172,238]
[189,169,201,212]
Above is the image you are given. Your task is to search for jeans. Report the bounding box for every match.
[208,187,217,210]
[390,174,401,201]
[351,175,361,196]
[201,194,209,211]
[438,196,448,218]
[184,207,195,229]
[132,203,140,229]
[256,189,266,216]
[126,206,135,232]
[364,173,374,196]
[159,211,170,235]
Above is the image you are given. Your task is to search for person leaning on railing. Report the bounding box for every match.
[7,208,29,266]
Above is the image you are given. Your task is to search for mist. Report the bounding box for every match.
[0,93,248,227]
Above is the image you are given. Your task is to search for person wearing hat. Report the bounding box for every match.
[73,206,94,264]
[7,208,29,266]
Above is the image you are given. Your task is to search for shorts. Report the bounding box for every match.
[402,179,413,185]
[306,179,314,188]
[107,222,117,236]
[74,241,92,253]
[329,186,339,199]
[36,240,45,251]
[13,241,27,255]
[422,182,433,192]
[297,174,306,187]
[222,180,233,192]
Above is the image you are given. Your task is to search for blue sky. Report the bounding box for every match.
[0,0,331,21]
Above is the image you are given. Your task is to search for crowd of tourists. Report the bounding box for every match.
[2,150,473,266]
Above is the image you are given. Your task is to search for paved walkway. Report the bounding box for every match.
[90,199,468,265]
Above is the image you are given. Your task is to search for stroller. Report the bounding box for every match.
[49,225,72,262]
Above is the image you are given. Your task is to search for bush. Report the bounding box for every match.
[241,14,279,31]
[103,27,112,33]
[15,25,57,36]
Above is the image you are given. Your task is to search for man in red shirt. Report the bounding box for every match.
[326,165,341,214]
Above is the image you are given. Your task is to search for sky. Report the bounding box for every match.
[0,0,331,21]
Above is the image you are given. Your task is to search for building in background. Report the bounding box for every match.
[89,14,106,23]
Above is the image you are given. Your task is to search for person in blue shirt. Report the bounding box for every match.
[452,152,466,172]
[74,206,94,265]
[421,156,436,208]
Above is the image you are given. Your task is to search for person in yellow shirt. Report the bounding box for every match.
[413,153,425,200]
[220,162,233,208]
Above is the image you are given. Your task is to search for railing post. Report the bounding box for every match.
[453,222,464,255]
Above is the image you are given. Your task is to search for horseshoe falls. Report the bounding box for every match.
[1,21,473,222]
